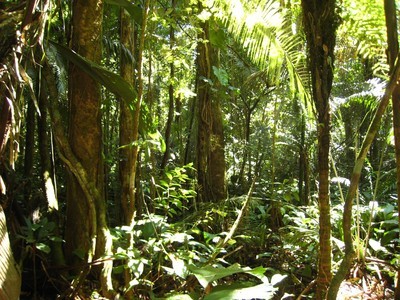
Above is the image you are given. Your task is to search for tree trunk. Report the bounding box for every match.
[65,0,114,296]
[384,1,400,298]
[196,13,227,203]
[161,0,176,169]
[327,47,400,300]
[301,0,339,298]
[120,8,137,224]
[23,98,35,205]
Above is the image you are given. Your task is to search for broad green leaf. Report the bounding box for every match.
[168,254,189,279]
[36,243,51,254]
[212,66,229,86]
[209,26,226,48]
[49,41,137,107]
[113,265,125,274]
[188,263,264,288]
[204,282,277,300]
[105,0,143,25]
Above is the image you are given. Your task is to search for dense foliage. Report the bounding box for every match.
[0,0,399,299]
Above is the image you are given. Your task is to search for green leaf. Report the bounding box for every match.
[105,0,143,25]
[49,41,137,107]
[36,243,51,254]
[188,263,264,288]
[168,254,189,279]
[48,236,64,242]
[204,282,277,300]
[212,66,229,86]
[73,248,86,260]
[113,265,125,274]
[209,26,226,48]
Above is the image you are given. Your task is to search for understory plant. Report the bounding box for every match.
[109,167,286,299]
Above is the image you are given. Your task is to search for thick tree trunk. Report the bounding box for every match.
[196,15,227,203]
[301,0,338,298]
[384,1,400,298]
[65,0,114,296]
[66,0,104,265]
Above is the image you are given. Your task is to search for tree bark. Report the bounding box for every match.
[384,1,400,298]
[120,8,137,225]
[161,0,176,170]
[196,13,227,203]
[301,0,339,298]
[23,98,35,205]
[65,0,114,296]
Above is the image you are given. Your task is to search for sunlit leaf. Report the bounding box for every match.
[369,239,388,253]
[204,282,277,300]
[36,243,51,254]
[188,263,267,288]
[212,66,229,86]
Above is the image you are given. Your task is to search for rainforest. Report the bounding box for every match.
[0,0,399,299]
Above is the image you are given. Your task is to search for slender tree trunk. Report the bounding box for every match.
[238,107,250,189]
[327,48,400,300]
[161,0,176,169]
[119,7,138,299]
[301,1,338,298]
[120,1,151,297]
[65,0,114,296]
[184,86,197,166]
[23,99,35,205]
[120,8,137,224]
[298,113,310,205]
[384,1,400,298]
[270,98,283,230]
[0,95,12,164]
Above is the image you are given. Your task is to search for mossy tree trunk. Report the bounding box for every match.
[65,0,114,296]
[196,12,227,203]
[301,0,339,298]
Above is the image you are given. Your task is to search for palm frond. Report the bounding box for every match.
[210,0,313,116]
